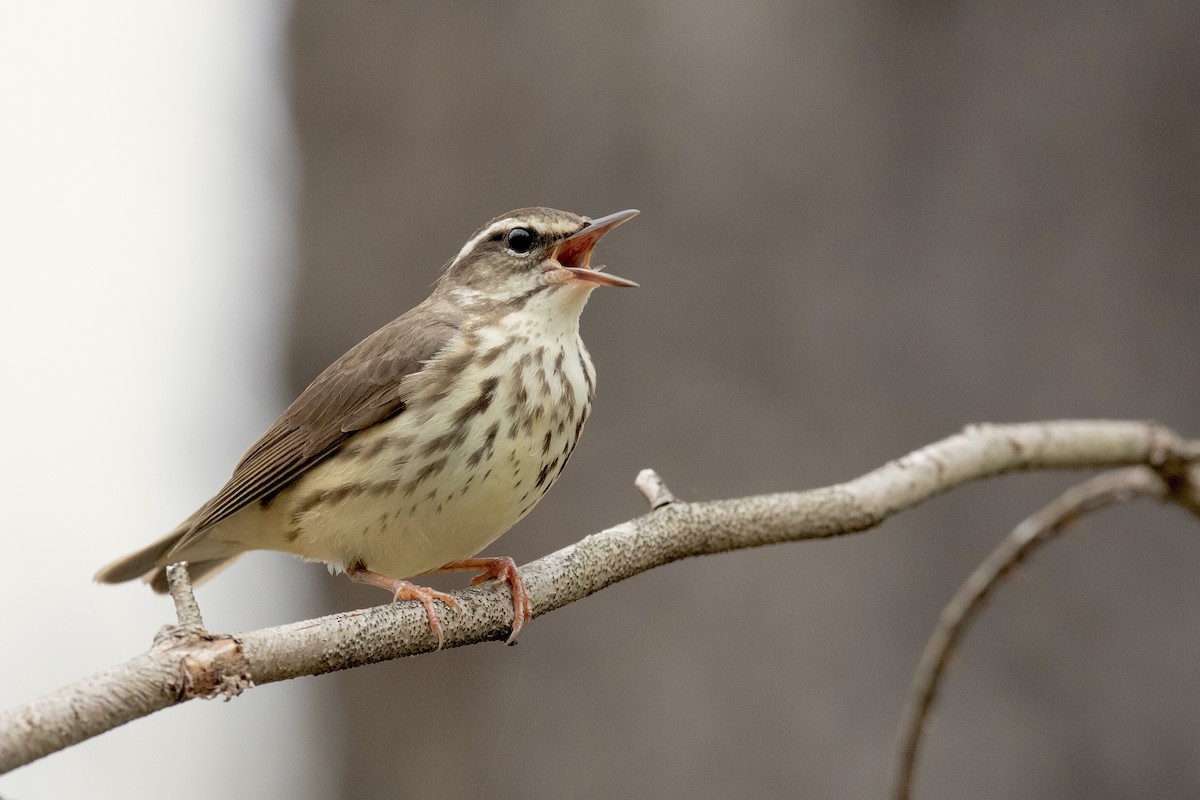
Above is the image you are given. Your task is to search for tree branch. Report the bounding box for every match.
[890,463,1200,800]
[2,420,1198,775]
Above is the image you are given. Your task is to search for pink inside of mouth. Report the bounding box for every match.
[554,237,594,269]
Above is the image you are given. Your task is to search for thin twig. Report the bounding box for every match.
[890,464,1200,800]
[165,562,205,634]
[1,420,1198,775]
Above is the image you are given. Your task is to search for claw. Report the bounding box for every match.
[346,563,458,649]
[432,556,532,645]
[391,581,459,649]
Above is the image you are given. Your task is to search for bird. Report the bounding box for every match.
[96,206,639,646]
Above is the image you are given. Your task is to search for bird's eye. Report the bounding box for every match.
[506,227,535,254]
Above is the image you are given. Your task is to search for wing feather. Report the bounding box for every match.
[172,301,461,551]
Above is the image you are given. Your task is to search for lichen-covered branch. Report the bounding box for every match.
[2,420,1198,775]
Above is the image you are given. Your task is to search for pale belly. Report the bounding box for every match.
[265,333,593,578]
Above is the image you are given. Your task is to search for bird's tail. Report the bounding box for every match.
[94,523,244,593]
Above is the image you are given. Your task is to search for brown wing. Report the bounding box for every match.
[173,300,461,550]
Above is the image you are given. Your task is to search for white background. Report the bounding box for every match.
[0,4,335,797]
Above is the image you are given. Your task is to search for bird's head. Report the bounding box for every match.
[439,207,638,311]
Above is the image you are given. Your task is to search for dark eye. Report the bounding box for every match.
[506,227,535,254]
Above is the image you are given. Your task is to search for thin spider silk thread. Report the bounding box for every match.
[479,642,531,800]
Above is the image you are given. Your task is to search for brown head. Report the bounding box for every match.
[438,208,639,311]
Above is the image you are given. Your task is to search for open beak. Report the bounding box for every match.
[554,209,640,287]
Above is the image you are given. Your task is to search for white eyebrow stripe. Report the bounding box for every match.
[451,221,511,266]
[449,214,585,268]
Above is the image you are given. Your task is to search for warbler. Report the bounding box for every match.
[96,207,639,645]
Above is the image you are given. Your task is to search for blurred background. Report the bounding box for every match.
[2,2,1199,798]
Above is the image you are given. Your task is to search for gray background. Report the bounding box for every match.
[284,2,1199,798]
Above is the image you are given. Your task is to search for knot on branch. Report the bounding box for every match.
[147,561,253,701]
[1158,463,1200,519]
[171,637,253,702]
[1142,428,1200,518]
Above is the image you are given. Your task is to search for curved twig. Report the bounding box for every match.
[890,464,1200,800]
[1,420,1198,775]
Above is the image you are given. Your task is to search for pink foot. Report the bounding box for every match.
[346,563,459,649]
[432,557,532,644]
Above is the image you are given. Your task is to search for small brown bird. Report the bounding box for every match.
[96,207,638,645]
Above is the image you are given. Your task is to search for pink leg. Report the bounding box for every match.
[346,562,459,649]
[430,557,531,644]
